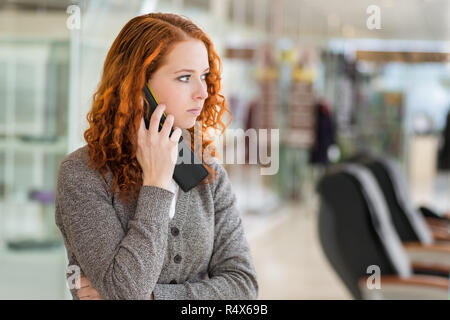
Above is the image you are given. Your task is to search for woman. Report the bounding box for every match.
[55,13,258,300]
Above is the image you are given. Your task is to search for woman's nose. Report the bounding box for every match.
[193,77,208,100]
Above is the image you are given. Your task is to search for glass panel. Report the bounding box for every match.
[0,151,5,199]
[12,151,35,201]
[0,61,6,128]
[14,62,37,128]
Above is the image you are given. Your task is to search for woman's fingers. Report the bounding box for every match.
[160,114,174,139]
[149,104,166,136]
[77,275,104,299]
[78,286,103,299]
[79,294,103,300]
[137,117,147,146]
[169,127,182,143]
[139,116,145,134]
[142,103,176,142]
[78,286,98,298]
[79,274,91,289]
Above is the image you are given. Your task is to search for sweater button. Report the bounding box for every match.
[169,279,177,284]
[171,227,180,237]
[174,254,182,264]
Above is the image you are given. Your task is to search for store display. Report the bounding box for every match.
[253,67,280,130]
[283,67,316,149]
[358,91,405,160]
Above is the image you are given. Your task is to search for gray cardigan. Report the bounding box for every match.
[54,145,258,300]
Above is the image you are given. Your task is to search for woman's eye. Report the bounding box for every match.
[178,73,210,82]
[178,75,189,82]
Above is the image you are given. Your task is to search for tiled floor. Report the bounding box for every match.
[411,171,450,214]
[227,163,352,300]
[243,202,353,300]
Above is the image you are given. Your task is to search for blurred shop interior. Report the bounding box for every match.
[0,0,449,299]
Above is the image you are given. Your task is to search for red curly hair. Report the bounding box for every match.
[84,13,231,204]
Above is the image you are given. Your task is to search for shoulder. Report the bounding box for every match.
[58,145,90,174]
[57,145,108,187]
[61,144,90,166]
[206,156,227,181]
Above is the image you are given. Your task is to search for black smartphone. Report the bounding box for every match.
[142,83,179,138]
[142,83,209,192]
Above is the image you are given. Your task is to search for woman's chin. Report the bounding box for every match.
[178,118,197,130]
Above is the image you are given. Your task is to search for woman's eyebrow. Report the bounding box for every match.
[174,67,210,74]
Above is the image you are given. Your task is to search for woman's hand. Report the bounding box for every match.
[77,275,104,300]
[136,103,182,191]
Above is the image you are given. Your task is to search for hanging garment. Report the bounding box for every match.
[310,100,336,165]
[438,110,450,171]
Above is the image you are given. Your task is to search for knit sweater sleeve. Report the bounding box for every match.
[55,159,174,300]
[152,160,259,300]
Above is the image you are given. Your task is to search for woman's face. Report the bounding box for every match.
[147,39,209,129]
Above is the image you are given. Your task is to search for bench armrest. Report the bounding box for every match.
[403,242,450,266]
[358,275,449,299]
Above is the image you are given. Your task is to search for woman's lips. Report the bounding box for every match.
[187,108,201,116]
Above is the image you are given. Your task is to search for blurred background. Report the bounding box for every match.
[0,0,449,299]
